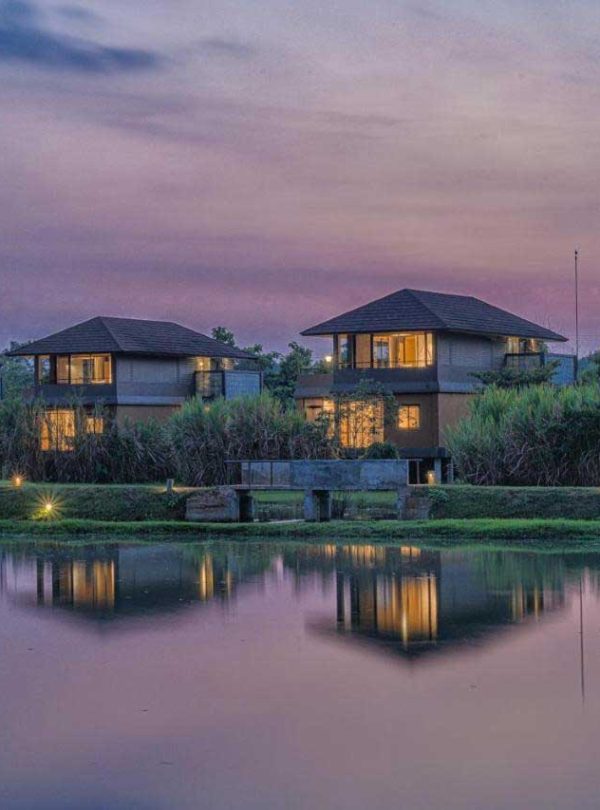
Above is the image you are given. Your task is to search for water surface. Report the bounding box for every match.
[0,540,598,809]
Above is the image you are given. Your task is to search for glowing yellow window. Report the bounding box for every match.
[85,415,104,435]
[398,405,420,430]
[40,409,76,451]
[339,400,384,448]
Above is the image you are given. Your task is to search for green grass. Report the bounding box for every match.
[2,517,600,547]
[3,481,600,525]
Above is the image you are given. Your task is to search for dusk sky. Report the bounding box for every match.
[1,0,599,354]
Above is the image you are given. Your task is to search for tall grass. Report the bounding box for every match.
[170,393,334,486]
[448,384,600,486]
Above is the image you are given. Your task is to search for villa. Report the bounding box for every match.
[295,288,571,481]
[8,316,262,449]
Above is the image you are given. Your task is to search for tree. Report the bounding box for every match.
[0,343,33,399]
[211,326,236,347]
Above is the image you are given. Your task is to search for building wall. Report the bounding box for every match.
[114,404,180,425]
[436,393,475,445]
[115,356,195,404]
[385,393,439,448]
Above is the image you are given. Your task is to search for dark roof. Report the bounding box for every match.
[8,316,254,359]
[301,288,567,341]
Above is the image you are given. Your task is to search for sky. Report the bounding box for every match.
[0,0,599,355]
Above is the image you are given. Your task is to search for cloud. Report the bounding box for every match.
[0,0,162,72]
[194,37,257,59]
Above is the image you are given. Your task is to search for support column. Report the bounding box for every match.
[237,490,255,523]
[433,458,443,484]
[304,489,332,522]
[396,486,409,520]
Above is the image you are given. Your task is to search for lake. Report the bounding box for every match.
[0,539,598,809]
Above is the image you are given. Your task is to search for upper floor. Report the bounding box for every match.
[297,288,571,395]
[8,316,262,407]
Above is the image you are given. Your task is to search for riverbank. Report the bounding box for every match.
[2,517,600,546]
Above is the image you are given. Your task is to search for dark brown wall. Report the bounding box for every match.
[436,393,475,445]
[385,394,439,448]
[114,405,180,425]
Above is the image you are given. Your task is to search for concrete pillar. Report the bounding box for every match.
[433,458,443,484]
[237,490,255,523]
[304,489,332,522]
[396,486,409,520]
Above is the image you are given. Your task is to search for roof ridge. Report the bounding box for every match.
[405,289,450,329]
[97,316,124,350]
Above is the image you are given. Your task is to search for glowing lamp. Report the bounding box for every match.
[426,470,436,485]
[12,475,23,488]
[324,355,333,363]
[44,501,54,514]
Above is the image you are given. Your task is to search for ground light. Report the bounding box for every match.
[34,493,63,520]
[12,474,24,488]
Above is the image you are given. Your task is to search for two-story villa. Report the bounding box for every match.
[8,316,261,449]
[295,288,569,481]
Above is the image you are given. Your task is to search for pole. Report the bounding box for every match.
[574,249,580,379]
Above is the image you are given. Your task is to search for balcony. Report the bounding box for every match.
[503,352,543,371]
[21,382,117,405]
[195,370,262,401]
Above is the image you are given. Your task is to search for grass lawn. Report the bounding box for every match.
[2,517,600,548]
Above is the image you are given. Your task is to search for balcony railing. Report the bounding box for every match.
[195,370,262,401]
[336,359,434,370]
[503,352,544,371]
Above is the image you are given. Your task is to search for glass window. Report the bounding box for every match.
[69,354,112,384]
[398,405,421,430]
[339,400,384,448]
[85,415,104,435]
[337,335,353,368]
[373,333,433,368]
[374,337,390,368]
[38,355,52,383]
[40,409,75,451]
[56,356,70,384]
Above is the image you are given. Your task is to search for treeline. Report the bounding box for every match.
[0,394,334,486]
[448,384,600,486]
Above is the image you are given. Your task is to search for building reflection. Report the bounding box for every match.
[0,541,576,655]
[11,544,274,622]
[303,545,567,658]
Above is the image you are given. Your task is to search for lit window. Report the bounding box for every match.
[339,400,384,448]
[85,415,104,435]
[70,355,112,384]
[40,409,75,451]
[373,333,434,368]
[398,405,420,430]
[56,355,112,385]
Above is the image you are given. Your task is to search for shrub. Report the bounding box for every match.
[447,384,600,486]
[361,441,399,460]
[169,392,335,486]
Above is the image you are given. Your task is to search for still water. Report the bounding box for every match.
[0,540,598,810]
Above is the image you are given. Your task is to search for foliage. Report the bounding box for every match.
[0,399,175,484]
[361,441,399,460]
[447,383,600,486]
[211,326,236,347]
[579,351,600,383]
[0,343,34,399]
[471,360,559,388]
[169,391,335,486]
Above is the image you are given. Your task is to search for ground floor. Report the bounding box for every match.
[297,391,474,482]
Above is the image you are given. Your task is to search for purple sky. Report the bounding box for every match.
[1,0,599,354]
